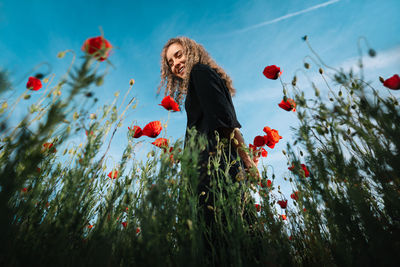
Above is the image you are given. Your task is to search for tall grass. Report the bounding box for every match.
[0,37,398,266]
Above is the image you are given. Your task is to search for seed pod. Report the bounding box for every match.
[368,49,376,57]
[304,62,310,69]
[129,79,135,86]
[57,51,66,58]
[319,68,324,74]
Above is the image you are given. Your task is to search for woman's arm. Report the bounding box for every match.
[218,127,261,180]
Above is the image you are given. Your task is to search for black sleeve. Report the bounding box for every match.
[190,64,241,134]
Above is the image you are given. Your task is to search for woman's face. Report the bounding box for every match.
[166,42,187,79]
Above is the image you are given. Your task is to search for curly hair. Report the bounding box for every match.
[157,36,236,106]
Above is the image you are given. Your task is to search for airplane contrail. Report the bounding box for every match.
[234,0,340,34]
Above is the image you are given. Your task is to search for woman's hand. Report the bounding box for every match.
[243,158,261,181]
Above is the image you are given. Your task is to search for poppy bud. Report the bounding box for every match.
[95,76,104,86]
[291,76,297,86]
[302,35,308,41]
[24,94,31,100]
[319,68,324,74]
[304,63,310,69]
[57,51,66,58]
[379,76,385,83]
[368,49,376,57]
[338,91,342,97]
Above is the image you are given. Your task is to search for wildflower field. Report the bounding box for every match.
[0,35,399,266]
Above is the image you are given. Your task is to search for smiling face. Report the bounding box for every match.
[166,42,187,79]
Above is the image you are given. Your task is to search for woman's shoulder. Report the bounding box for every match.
[190,63,219,79]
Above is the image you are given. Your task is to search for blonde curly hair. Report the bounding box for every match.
[157,36,236,106]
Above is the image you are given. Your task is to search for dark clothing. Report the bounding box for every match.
[183,63,245,224]
[184,63,243,183]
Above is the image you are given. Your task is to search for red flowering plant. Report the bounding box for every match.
[128,126,143,138]
[81,36,112,61]
[26,77,42,91]
[108,170,118,179]
[288,163,310,177]
[263,126,282,149]
[142,121,162,138]
[42,142,57,153]
[152,138,169,151]
[290,191,299,201]
[277,200,288,209]
[255,204,261,212]
[381,74,400,90]
[278,98,296,112]
[159,96,180,112]
[263,65,282,80]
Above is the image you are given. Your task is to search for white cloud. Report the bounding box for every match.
[233,0,341,34]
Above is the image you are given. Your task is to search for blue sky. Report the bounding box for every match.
[1,0,400,201]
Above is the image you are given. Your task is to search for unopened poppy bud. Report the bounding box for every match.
[89,113,97,119]
[24,94,31,100]
[338,91,343,97]
[200,191,206,196]
[57,51,66,58]
[207,205,214,211]
[282,149,286,155]
[304,63,310,69]
[368,49,376,57]
[43,78,49,83]
[300,150,303,156]
[291,76,297,86]
[329,98,334,102]
[302,35,308,41]
[283,95,287,102]
[233,138,239,145]
[73,112,79,120]
[95,76,104,86]
[379,76,385,83]
[319,68,324,74]
[129,79,135,86]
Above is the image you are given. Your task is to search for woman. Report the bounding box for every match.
[158,37,259,225]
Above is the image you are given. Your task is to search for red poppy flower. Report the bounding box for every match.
[281,214,287,220]
[278,98,296,112]
[21,187,28,193]
[288,164,295,171]
[259,179,272,188]
[277,200,288,209]
[87,225,94,229]
[121,221,127,228]
[260,147,268,157]
[136,227,141,234]
[142,121,162,138]
[43,142,57,153]
[108,170,118,179]
[152,138,169,149]
[263,65,282,80]
[255,204,261,212]
[263,127,282,149]
[85,130,94,136]
[159,96,180,112]
[26,77,42,91]
[43,142,53,149]
[81,36,112,61]
[301,164,310,177]
[382,74,400,90]
[290,191,299,201]
[128,126,143,138]
[253,135,266,147]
